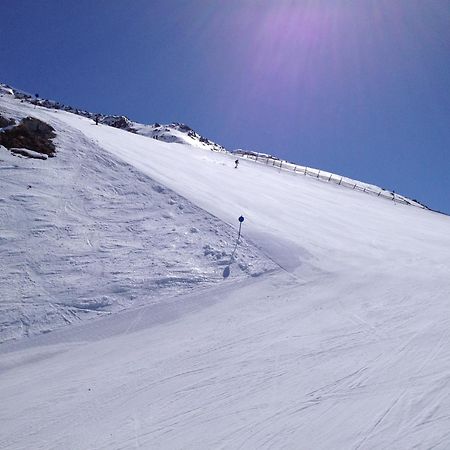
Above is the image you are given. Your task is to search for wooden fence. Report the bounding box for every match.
[235,151,426,209]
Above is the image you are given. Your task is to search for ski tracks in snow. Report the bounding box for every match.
[0,105,276,342]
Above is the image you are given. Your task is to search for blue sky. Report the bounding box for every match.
[1,0,449,213]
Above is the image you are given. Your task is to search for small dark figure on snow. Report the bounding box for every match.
[234,159,239,169]
[95,115,100,125]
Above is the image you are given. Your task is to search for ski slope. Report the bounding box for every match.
[0,96,274,342]
[1,93,450,449]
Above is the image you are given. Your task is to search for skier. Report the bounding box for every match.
[234,159,239,169]
[95,115,100,125]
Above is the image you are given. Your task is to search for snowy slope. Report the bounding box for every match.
[0,96,273,342]
[1,93,450,449]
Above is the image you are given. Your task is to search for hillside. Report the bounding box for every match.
[1,90,450,449]
[0,93,273,342]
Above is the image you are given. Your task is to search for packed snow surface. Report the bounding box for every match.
[1,94,450,449]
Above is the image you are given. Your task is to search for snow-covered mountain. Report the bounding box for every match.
[0,83,227,152]
[1,86,450,449]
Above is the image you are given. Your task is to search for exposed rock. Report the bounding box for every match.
[0,116,56,158]
[0,114,15,128]
[100,115,135,132]
[176,123,193,132]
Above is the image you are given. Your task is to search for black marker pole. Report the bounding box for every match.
[238,215,244,240]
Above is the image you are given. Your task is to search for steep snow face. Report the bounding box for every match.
[0,97,274,342]
[1,93,450,449]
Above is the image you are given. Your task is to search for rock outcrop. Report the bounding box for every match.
[0,115,56,158]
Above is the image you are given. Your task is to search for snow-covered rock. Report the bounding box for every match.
[132,121,227,152]
[9,148,48,159]
[0,85,14,96]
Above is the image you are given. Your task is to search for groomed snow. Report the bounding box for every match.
[1,94,450,449]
